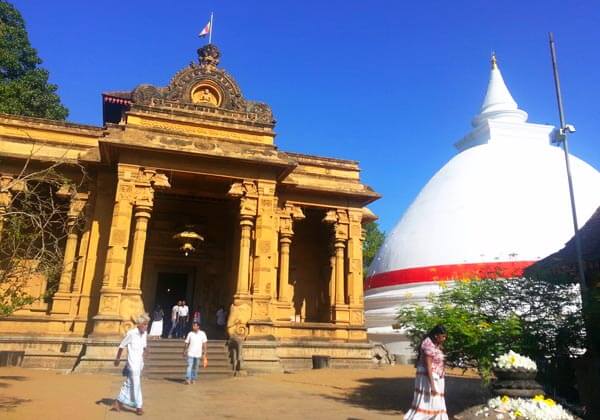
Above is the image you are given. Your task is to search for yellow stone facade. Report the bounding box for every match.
[0,45,379,371]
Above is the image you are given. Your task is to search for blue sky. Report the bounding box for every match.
[11,0,600,232]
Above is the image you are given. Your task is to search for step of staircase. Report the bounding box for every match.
[144,339,233,380]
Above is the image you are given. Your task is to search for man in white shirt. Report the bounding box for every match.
[112,314,149,415]
[183,321,208,384]
[167,300,181,338]
[178,300,190,338]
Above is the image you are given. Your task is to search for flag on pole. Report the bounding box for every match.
[199,20,211,37]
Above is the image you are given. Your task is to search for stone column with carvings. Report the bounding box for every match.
[247,180,278,336]
[275,203,304,321]
[347,209,365,326]
[92,165,169,336]
[120,169,170,321]
[237,216,254,294]
[226,181,258,339]
[51,191,88,315]
[324,209,350,324]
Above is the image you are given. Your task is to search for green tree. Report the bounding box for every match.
[397,277,584,382]
[0,1,68,120]
[363,221,385,274]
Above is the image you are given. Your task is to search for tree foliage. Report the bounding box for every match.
[0,0,68,120]
[397,277,585,382]
[0,160,86,316]
[363,221,385,274]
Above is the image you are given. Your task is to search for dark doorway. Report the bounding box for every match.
[155,272,188,336]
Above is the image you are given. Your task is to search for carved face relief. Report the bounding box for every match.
[190,82,222,107]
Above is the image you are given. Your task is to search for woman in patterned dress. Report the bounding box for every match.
[404,325,449,420]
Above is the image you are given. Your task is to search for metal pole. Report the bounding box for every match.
[549,34,600,420]
[548,32,588,299]
[209,12,214,45]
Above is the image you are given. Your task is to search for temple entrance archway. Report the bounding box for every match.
[140,174,239,338]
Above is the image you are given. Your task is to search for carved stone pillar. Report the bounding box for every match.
[126,205,152,292]
[237,216,254,294]
[51,192,88,315]
[334,239,346,305]
[275,203,304,321]
[93,165,169,336]
[278,235,292,301]
[329,251,336,307]
[347,209,365,326]
[324,209,350,324]
[245,180,278,336]
[226,180,258,339]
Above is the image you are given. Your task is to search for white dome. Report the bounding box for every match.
[365,58,600,333]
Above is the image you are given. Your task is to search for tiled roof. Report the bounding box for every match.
[103,91,132,105]
[532,206,600,269]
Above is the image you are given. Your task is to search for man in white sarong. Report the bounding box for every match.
[112,314,149,415]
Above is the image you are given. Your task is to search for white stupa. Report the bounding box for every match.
[365,55,600,355]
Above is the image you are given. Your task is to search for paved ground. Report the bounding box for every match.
[0,365,486,419]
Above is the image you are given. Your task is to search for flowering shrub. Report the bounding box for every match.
[494,350,537,371]
[475,395,574,419]
[396,277,584,385]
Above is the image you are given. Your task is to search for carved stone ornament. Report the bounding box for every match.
[198,43,221,70]
[68,193,89,220]
[322,209,338,224]
[130,44,274,124]
[228,180,259,218]
[227,180,258,199]
[228,302,251,339]
[278,203,305,236]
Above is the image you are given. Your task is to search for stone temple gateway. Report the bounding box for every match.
[0,45,380,372]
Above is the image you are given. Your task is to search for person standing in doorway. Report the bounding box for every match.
[192,305,201,326]
[112,314,149,415]
[168,300,181,339]
[216,305,227,338]
[183,321,208,384]
[178,300,189,338]
[148,305,164,339]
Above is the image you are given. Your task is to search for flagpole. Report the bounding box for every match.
[209,12,214,44]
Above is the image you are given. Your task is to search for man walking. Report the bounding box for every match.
[112,314,149,415]
[178,300,189,338]
[183,321,208,384]
[168,300,181,338]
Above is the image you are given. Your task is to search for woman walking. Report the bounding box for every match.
[404,325,449,420]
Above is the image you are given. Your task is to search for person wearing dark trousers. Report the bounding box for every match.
[168,300,181,339]
[177,300,189,338]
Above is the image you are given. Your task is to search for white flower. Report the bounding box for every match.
[494,350,537,371]
[485,395,574,420]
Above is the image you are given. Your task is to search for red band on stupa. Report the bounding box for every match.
[365,260,536,290]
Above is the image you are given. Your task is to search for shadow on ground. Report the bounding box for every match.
[0,396,31,410]
[0,375,31,410]
[322,375,488,416]
[95,398,114,408]
[0,376,27,390]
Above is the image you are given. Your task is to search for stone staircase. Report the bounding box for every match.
[144,339,234,380]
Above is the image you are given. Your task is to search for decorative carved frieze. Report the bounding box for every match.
[228,180,259,218]
[323,209,350,241]
[130,45,274,125]
[277,202,305,237]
